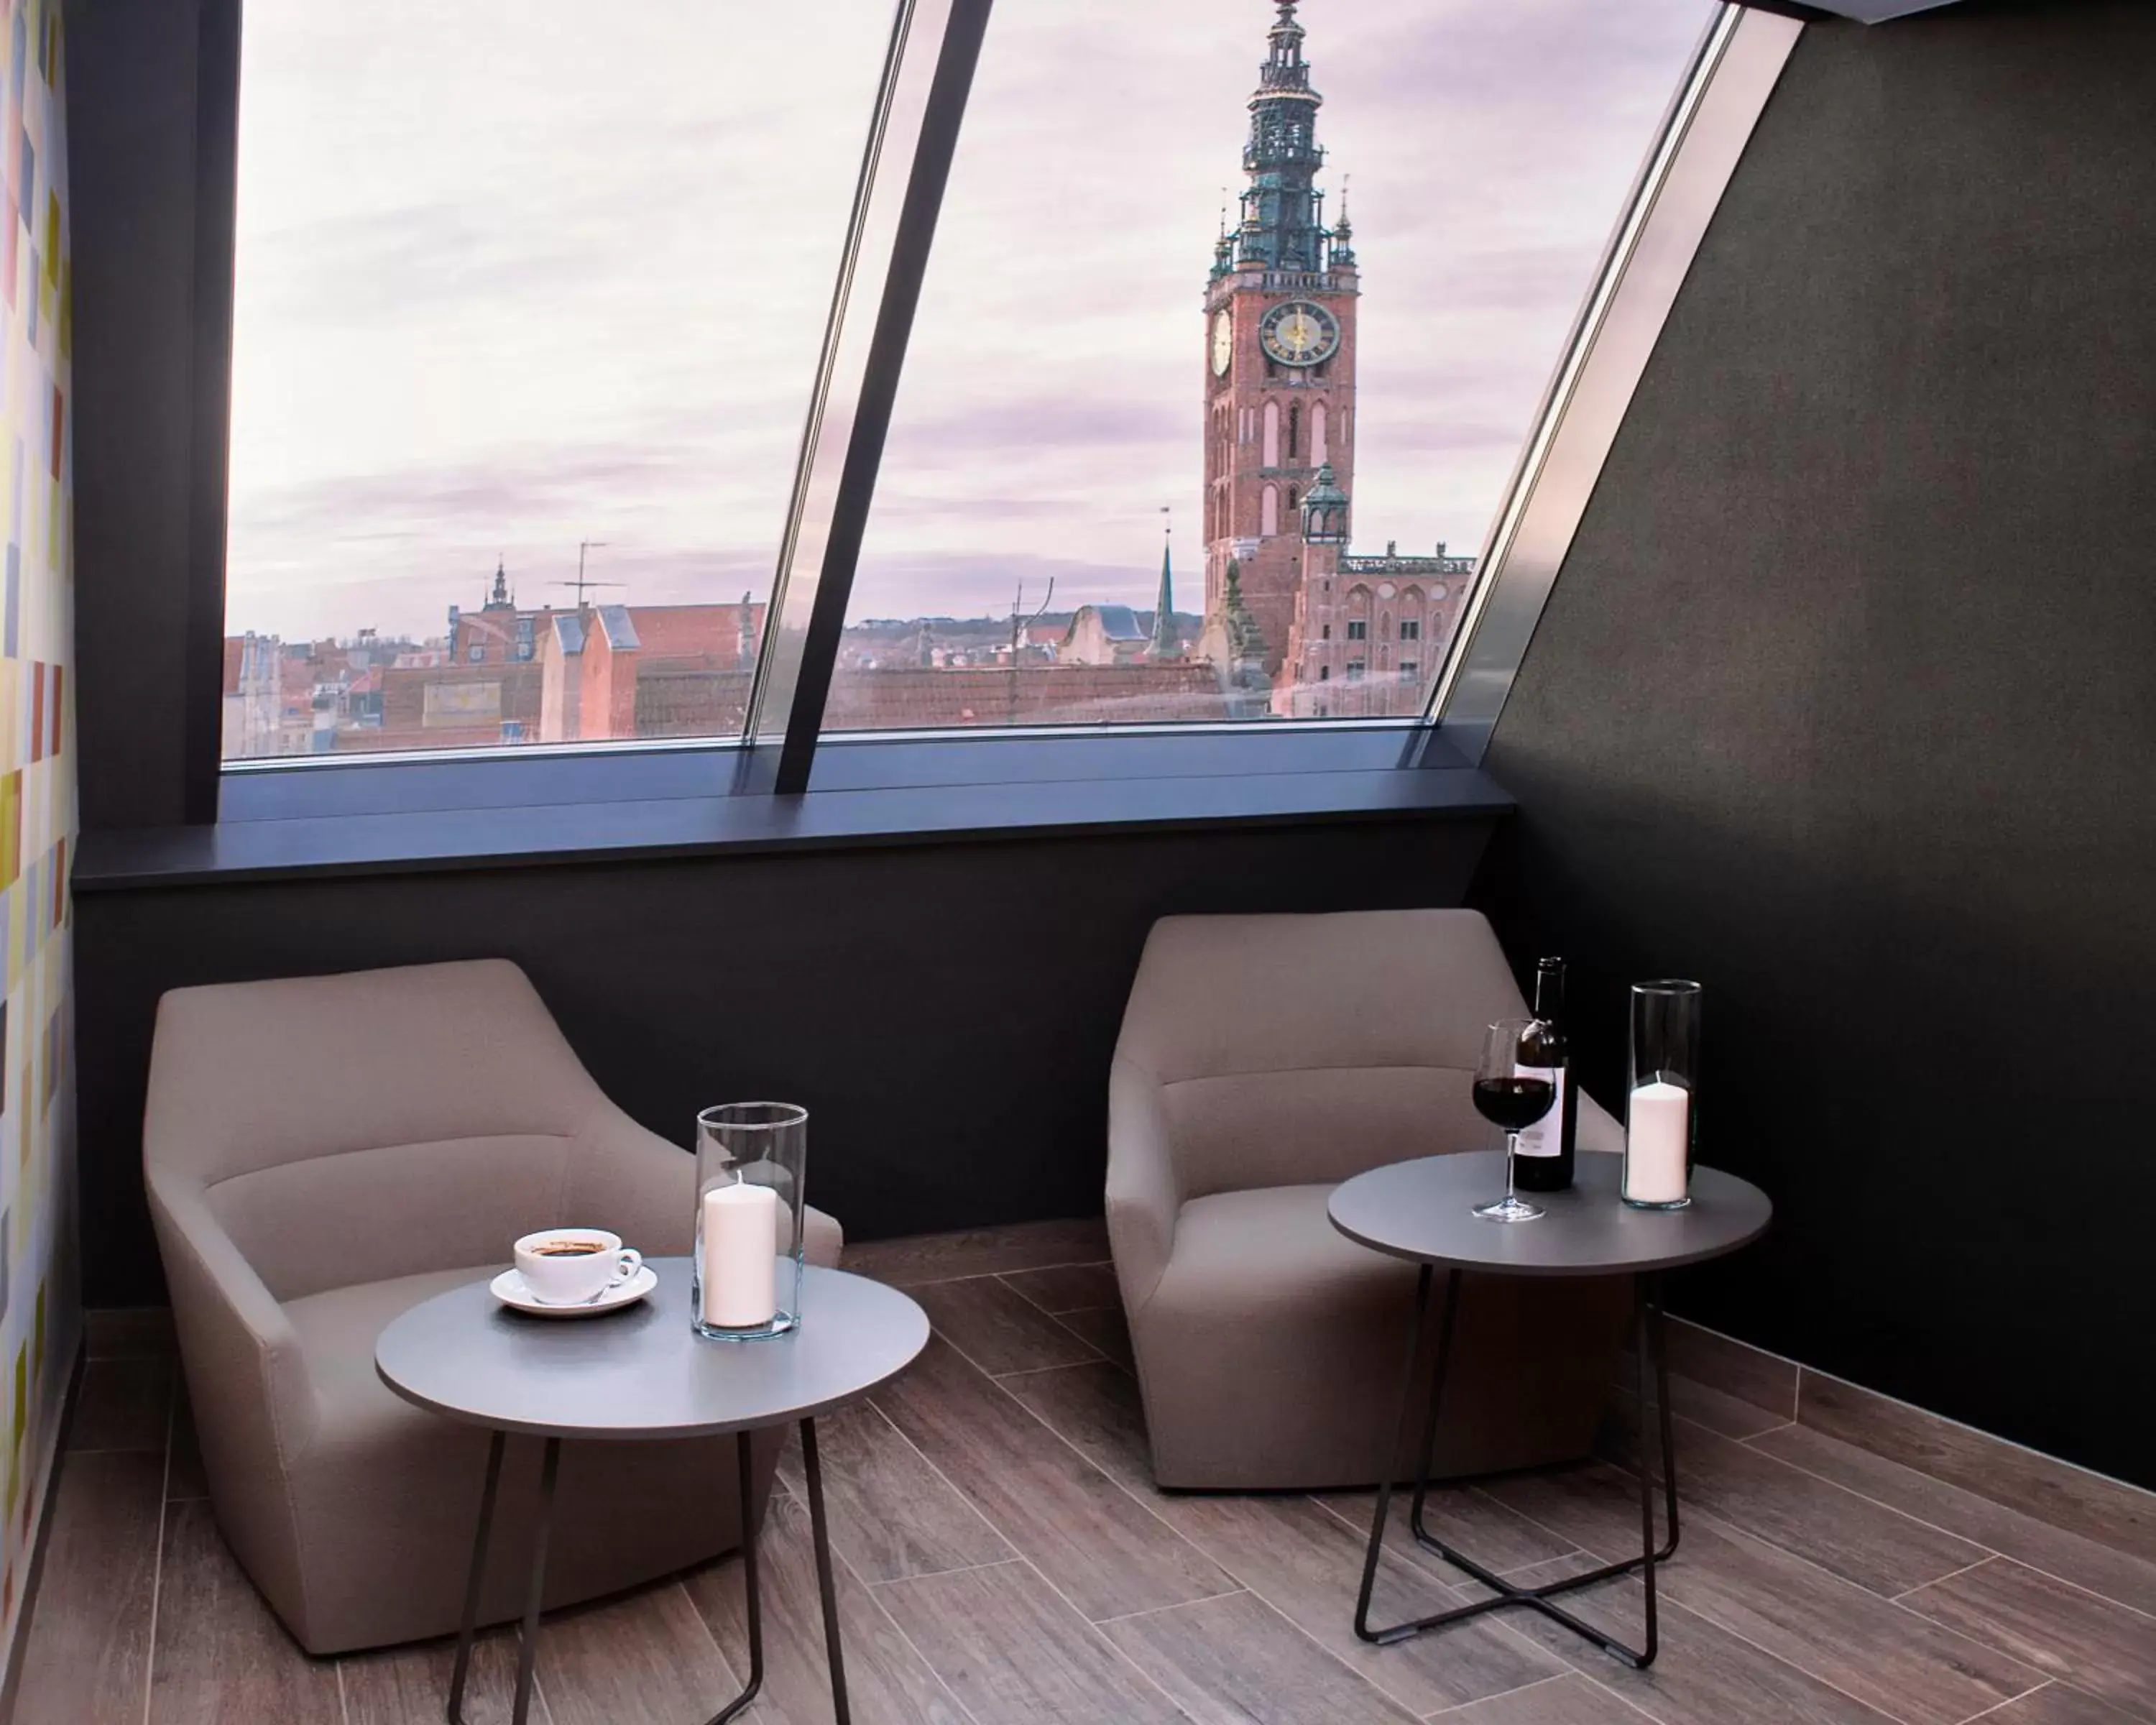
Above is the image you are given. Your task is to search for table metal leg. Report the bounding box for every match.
[510,1438,561,1723]
[1353,1268,1680,1669]
[447,1431,507,1725]
[1649,1271,1682,1566]
[801,1417,853,1724]
[709,1432,765,1724]
[445,1423,851,1725]
[1355,1263,1445,1642]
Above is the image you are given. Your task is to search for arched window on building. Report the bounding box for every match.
[1286,484,1300,516]
[1312,402,1327,466]
[1287,402,1300,461]
[1261,484,1279,537]
[1345,584,1372,640]
[1263,401,1280,468]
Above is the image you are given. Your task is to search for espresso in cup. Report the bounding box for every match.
[513,1228,642,1305]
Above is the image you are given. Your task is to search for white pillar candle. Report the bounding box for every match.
[701,1181,780,1328]
[735,1159,797,1256]
[1626,1081,1691,1205]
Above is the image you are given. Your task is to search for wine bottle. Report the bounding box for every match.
[1514,957,1577,1192]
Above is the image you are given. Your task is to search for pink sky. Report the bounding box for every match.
[224,0,1715,644]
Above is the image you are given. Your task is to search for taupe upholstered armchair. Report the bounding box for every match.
[144,958,842,1655]
[1107,910,1630,1490]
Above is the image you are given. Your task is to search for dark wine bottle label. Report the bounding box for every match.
[1514,1064,1564,1156]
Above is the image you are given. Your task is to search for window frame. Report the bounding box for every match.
[109,0,1791,847]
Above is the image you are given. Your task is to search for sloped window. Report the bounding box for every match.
[822,0,1717,732]
[218,0,1721,761]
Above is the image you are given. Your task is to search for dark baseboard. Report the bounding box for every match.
[1649,1312,2156,1565]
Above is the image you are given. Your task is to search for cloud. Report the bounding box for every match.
[881,396,1189,472]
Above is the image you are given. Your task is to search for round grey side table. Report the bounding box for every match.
[377,1260,929,1725]
[1329,1151,1770,1670]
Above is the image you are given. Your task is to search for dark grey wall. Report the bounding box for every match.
[80,816,1496,1309]
[1478,0,2156,1487]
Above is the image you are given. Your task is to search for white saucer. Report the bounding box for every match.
[489,1264,659,1318]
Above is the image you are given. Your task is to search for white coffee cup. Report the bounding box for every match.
[512,1228,642,1305]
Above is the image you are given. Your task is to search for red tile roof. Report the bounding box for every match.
[622,603,765,666]
[822,664,1233,730]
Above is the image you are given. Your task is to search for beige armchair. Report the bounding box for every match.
[144,958,842,1655]
[1107,909,1631,1490]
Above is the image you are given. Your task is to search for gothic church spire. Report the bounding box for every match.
[1151,519,1180,660]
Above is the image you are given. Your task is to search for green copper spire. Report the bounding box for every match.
[1233,0,1329,275]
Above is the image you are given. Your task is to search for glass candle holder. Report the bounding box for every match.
[693,1102,807,1340]
[1625,982,1700,1210]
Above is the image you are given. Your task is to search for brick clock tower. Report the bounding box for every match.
[1199,0,1358,694]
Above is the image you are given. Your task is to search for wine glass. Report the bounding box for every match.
[1472,1018,1554,1223]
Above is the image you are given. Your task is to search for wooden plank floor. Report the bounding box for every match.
[17,1221,2156,1725]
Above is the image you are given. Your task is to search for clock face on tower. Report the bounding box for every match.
[1210,309,1234,377]
[1259,300,1340,368]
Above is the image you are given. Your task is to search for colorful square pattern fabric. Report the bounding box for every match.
[0,0,68,1686]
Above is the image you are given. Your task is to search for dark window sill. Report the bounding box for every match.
[73,727,1503,891]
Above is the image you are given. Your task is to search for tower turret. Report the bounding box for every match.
[1301,463,1350,546]
[1235,1,1328,275]
[1330,178,1356,272]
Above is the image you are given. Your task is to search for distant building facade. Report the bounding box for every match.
[1058,604,1148,666]
[1278,537,1475,718]
[221,632,282,757]
[536,597,763,743]
[446,560,538,667]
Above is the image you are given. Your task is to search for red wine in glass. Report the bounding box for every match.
[1473,1021,1555,1222]
[1472,1076,1557,1133]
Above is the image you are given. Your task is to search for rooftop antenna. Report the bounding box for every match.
[552,540,625,609]
[1009,575,1057,663]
